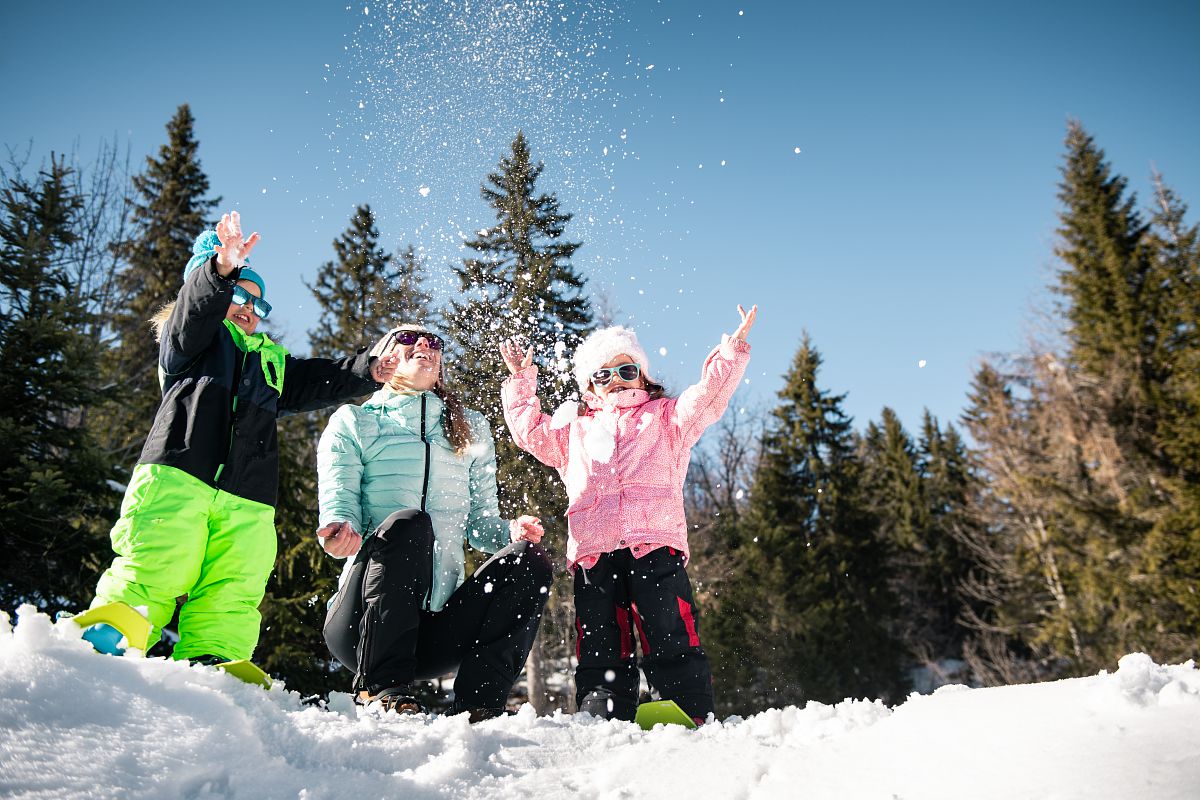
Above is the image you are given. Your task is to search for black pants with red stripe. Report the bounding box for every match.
[574,546,714,721]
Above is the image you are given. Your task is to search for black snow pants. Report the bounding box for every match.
[573,546,714,722]
[324,509,553,711]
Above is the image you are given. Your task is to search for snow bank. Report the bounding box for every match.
[1,605,1198,799]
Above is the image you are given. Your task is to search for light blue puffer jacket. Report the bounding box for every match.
[317,388,510,611]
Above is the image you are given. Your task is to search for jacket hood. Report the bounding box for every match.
[362,387,445,415]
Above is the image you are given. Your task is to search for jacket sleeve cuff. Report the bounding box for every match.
[197,255,238,289]
[351,347,384,388]
[505,364,539,383]
[501,364,539,399]
[719,334,752,360]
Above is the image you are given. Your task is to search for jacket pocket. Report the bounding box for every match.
[622,484,686,533]
[566,490,619,537]
[566,490,601,516]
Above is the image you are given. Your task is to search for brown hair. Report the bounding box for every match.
[433,382,473,455]
[642,378,669,401]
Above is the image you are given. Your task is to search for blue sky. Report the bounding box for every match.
[3,0,1197,435]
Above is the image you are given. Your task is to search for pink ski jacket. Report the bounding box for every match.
[501,336,751,568]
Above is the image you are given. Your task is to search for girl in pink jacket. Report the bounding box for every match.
[500,305,757,724]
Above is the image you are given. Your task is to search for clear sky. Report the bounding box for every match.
[3,0,1197,435]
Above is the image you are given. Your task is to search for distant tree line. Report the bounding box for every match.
[692,120,1200,713]
[2,107,1196,709]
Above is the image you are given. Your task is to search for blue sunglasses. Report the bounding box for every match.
[231,285,272,319]
[591,363,641,386]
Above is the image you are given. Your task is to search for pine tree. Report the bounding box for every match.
[1040,125,1196,668]
[0,156,113,610]
[101,105,219,468]
[726,335,905,710]
[443,131,591,712]
[305,204,430,354]
[1138,176,1200,662]
[861,408,926,552]
[1055,120,1161,459]
[914,412,983,676]
[392,244,436,328]
[859,408,930,667]
[1146,176,1200,480]
[860,408,983,683]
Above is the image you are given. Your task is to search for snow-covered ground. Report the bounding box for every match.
[1,606,1197,800]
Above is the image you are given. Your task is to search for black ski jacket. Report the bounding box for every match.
[138,257,381,507]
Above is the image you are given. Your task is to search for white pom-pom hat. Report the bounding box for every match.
[572,326,652,391]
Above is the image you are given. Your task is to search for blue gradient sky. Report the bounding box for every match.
[3,0,1197,434]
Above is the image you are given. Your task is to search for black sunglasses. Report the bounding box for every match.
[390,330,444,350]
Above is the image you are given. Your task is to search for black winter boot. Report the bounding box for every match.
[465,707,510,724]
[358,685,424,714]
[579,687,637,721]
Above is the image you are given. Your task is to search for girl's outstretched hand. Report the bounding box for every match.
[499,338,533,375]
[214,211,261,277]
[732,304,758,341]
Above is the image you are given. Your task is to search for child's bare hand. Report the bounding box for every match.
[214,211,261,276]
[509,515,544,544]
[499,339,533,375]
[731,304,758,341]
[371,351,401,384]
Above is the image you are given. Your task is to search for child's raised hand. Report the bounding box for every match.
[214,211,261,276]
[371,350,401,384]
[731,304,758,342]
[499,338,533,375]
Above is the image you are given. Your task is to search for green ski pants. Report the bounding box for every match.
[92,463,277,662]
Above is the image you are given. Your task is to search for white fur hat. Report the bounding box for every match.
[572,326,651,391]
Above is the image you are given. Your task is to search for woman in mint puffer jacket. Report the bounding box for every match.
[316,324,551,719]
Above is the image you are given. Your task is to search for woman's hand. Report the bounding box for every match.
[214,211,261,277]
[509,515,544,544]
[499,339,533,375]
[731,304,758,342]
[317,521,362,558]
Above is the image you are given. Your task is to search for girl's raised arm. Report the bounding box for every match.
[673,304,757,447]
[499,339,570,469]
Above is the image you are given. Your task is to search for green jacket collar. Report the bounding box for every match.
[223,319,289,394]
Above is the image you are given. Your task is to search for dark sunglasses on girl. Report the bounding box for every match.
[591,363,641,386]
[390,330,444,350]
[231,286,272,319]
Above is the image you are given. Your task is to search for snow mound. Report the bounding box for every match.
[1104,652,1200,707]
[2,606,1198,799]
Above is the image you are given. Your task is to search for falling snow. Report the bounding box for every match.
[332,0,649,307]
